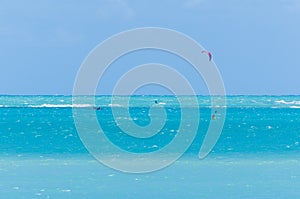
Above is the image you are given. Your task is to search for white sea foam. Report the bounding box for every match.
[270,106,280,109]
[108,103,122,107]
[275,100,300,105]
[29,104,92,108]
[289,106,300,109]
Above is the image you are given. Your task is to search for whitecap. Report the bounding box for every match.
[270,106,280,109]
[29,104,92,108]
[275,100,300,105]
[108,103,122,107]
[289,106,300,109]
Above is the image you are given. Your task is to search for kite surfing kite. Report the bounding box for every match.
[201,50,212,61]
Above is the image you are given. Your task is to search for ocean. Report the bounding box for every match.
[1,95,300,198]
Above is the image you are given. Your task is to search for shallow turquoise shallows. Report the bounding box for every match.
[1,95,300,198]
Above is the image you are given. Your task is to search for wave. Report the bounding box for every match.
[108,104,122,107]
[29,104,93,108]
[289,106,300,109]
[275,100,300,105]
[0,104,93,108]
[0,103,300,109]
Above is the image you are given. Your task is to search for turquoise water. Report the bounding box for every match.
[1,95,300,198]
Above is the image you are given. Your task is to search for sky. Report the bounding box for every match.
[0,0,300,95]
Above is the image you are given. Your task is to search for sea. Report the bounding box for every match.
[1,95,300,198]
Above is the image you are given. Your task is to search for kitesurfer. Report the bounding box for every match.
[93,106,101,110]
[212,110,217,120]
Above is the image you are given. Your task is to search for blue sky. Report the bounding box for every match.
[0,0,300,95]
